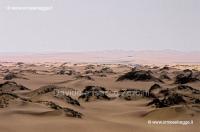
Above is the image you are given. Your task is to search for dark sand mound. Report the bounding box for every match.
[84,70,94,74]
[78,86,111,102]
[16,62,24,66]
[27,85,80,106]
[175,85,200,94]
[84,67,114,77]
[85,64,95,70]
[57,68,80,75]
[0,93,31,108]
[175,69,199,84]
[147,84,200,108]
[0,81,30,93]
[0,97,82,118]
[159,72,171,80]
[26,85,58,97]
[54,90,80,106]
[117,70,163,82]
[62,108,83,118]
[3,72,17,80]
[173,85,200,104]
[160,66,171,71]
[75,75,94,81]
[0,93,20,108]
[119,89,149,100]
[0,91,82,118]
[97,67,115,74]
[147,93,186,108]
[37,101,82,118]
[3,71,28,80]
[148,84,162,98]
[193,71,200,79]
[84,68,114,77]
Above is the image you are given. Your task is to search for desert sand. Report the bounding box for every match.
[0,60,200,132]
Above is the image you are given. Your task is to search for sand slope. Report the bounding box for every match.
[0,62,200,132]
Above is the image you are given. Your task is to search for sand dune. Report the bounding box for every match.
[0,62,200,132]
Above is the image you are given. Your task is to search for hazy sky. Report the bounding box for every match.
[0,0,200,52]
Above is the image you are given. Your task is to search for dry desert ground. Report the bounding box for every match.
[0,62,200,132]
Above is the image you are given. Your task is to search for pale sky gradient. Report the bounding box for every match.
[0,0,200,52]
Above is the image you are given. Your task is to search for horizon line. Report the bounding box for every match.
[0,49,199,54]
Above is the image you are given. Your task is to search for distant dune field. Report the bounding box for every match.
[0,50,200,65]
[0,61,200,132]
